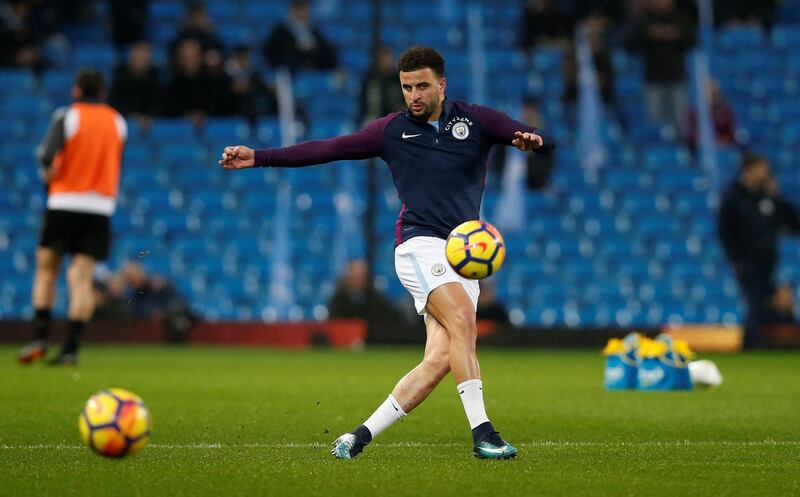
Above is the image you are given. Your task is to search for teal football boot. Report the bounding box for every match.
[473,430,517,459]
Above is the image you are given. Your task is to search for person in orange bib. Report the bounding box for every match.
[18,70,126,366]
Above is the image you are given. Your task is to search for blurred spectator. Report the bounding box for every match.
[122,261,196,341]
[109,41,162,124]
[686,79,737,149]
[329,259,408,326]
[161,38,209,122]
[488,98,555,190]
[0,0,44,70]
[203,49,236,116]
[521,99,556,189]
[718,154,800,347]
[225,45,277,120]
[359,45,405,124]
[108,0,147,51]
[563,17,615,105]
[262,0,338,72]
[628,0,698,23]
[762,284,797,325]
[519,0,574,51]
[93,272,129,320]
[572,0,626,27]
[477,282,510,324]
[628,0,695,130]
[715,0,777,31]
[170,1,222,57]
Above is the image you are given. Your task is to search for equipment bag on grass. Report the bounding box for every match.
[602,332,640,390]
[637,334,694,391]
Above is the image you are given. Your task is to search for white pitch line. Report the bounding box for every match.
[1,441,798,450]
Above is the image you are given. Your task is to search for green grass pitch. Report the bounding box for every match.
[1,346,798,497]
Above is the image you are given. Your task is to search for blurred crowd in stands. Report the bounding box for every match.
[521,0,778,147]
[1,0,778,142]
[2,0,795,337]
[1,0,341,126]
[93,260,196,340]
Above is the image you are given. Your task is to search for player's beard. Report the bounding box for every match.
[408,101,434,122]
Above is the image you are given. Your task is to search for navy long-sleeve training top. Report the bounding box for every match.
[254,99,555,245]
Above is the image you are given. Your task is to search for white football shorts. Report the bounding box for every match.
[394,236,480,315]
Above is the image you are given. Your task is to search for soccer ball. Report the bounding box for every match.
[79,388,152,457]
[445,220,506,279]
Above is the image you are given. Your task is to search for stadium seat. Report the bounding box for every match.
[0,69,36,93]
[73,46,118,71]
[716,26,766,50]
[149,119,200,142]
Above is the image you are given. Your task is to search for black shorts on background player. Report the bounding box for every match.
[39,210,111,260]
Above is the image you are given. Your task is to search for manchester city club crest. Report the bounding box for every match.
[431,263,447,276]
[451,122,470,140]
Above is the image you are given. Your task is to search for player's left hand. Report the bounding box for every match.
[512,131,543,151]
[218,145,255,170]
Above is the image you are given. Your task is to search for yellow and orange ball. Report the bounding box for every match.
[445,220,506,279]
[79,388,152,457]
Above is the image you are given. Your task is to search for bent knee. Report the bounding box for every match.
[423,350,450,377]
[447,306,477,337]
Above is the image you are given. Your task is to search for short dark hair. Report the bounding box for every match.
[740,153,767,172]
[75,69,104,100]
[397,46,445,77]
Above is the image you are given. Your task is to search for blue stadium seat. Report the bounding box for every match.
[148,2,185,23]
[74,46,118,70]
[0,69,36,93]
[61,23,109,44]
[604,170,643,192]
[716,26,766,50]
[778,0,800,21]
[150,119,199,142]
[658,170,708,192]
[40,70,75,100]
[218,27,257,49]
[619,192,664,214]
[256,118,281,145]
[243,2,287,20]
[2,94,52,120]
[203,118,251,142]
[774,25,800,50]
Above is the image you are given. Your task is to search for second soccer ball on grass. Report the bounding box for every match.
[79,388,152,457]
[445,220,506,280]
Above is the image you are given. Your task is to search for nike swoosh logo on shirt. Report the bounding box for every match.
[402,132,421,139]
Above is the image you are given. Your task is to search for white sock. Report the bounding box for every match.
[457,379,490,429]
[362,395,406,438]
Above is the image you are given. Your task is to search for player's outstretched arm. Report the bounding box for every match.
[219,146,255,170]
[219,113,397,170]
[472,104,555,154]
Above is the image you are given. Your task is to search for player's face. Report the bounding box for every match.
[749,161,770,187]
[399,68,446,122]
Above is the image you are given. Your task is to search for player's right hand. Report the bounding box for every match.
[219,145,255,170]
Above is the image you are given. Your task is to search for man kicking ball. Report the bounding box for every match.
[219,46,555,459]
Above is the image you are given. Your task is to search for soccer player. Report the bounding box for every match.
[17,70,126,366]
[219,46,554,459]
